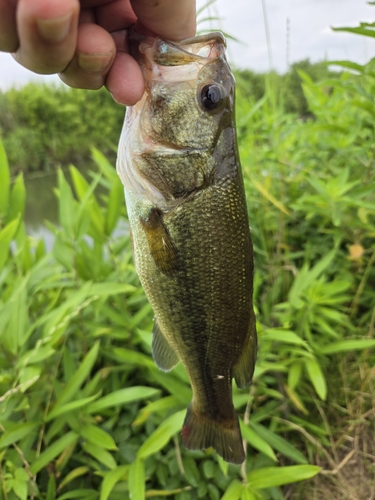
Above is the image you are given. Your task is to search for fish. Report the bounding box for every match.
[116,29,257,465]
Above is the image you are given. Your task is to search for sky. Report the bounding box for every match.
[0,0,374,90]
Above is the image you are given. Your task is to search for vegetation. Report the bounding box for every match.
[1,20,375,500]
[0,60,335,176]
[0,86,124,174]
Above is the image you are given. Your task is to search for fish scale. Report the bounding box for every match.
[117,30,257,464]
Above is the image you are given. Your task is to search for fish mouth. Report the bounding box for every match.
[129,27,226,66]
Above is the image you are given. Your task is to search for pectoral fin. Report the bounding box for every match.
[233,315,257,388]
[152,321,179,371]
[140,208,179,276]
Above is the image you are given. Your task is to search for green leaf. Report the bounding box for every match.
[332,25,375,38]
[216,454,229,477]
[247,465,321,489]
[249,423,307,464]
[86,386,159,414]
[128,459,145,500]
[0,274,29,355]
[151,371,191,404]
[46,395,100,422]
[89,282,136,296]
[14,469,29,482]
[18,346,56,367]
[30,432,78,474]
[221,480,243,500]
[112,348,156,370]
[12,479,27,500]
[328,60,364,73]
[69,166,103,241]
[82,442,117,469]
[262,329,309,348]
[240,487,258,500]
[0,140,10,218]
[2,279,29,353]
[79,424,117,450]
[240,421,277,462]
[305,359,327,400]
[181,457,200,487]
[288,249,336,307]
[145,487,196,497]
[69,166,105,242]
[288,363,302,391]
[7,173,26,224]
[0,216,20,270]
[0,422,39,449]
[105,179,124,235]
[57,467,89,492]
[53,234,74,270]
[41,282,92,342]
[137,410,185,459]
[92,148,118,183]
[46,475,56,500]
[57,169,75,240]
[56,489,98,500]
[100,465,128,500]
[53,342,100,411]
[202,460,215,479]
[320,339,375,354]
[133,396,179,427]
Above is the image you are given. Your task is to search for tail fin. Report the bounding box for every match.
[182,403,245,464]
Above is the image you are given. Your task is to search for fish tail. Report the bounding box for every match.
[182,403,245,464]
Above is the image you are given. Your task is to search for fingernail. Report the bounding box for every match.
[78,52,114,73]
[36,13,72,43]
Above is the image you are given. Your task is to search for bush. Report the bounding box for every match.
[0,85,125,173]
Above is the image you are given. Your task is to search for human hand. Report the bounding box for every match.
[0,0,196,105]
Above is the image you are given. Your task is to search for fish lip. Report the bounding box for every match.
[129,26,226,48]
[128,26,227,66]
[176,32,227,48]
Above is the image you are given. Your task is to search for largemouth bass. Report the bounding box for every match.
[117,30,257,464]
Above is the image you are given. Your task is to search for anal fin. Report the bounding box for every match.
[140,208,178,277]
[152,321,179,372]
[233,313,257,388]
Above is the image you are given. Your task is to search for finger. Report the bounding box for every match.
[96,0,137,32]
[13,0,79,74]
[131,0,196,40]
[79,7,96,24]
[0,0,18,52]
[59,22,115,90]
[105,50,144,105]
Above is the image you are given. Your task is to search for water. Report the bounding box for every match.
[24,168,128,251]
[24,170,59,250]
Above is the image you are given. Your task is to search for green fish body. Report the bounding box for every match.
[117,31,257,464]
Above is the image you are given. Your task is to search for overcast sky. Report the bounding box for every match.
[0,0,374,90]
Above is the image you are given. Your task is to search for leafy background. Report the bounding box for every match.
[1,16,375,500]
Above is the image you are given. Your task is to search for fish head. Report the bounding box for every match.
[117,31,236,207]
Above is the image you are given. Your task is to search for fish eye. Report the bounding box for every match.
[200,84,224,111]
